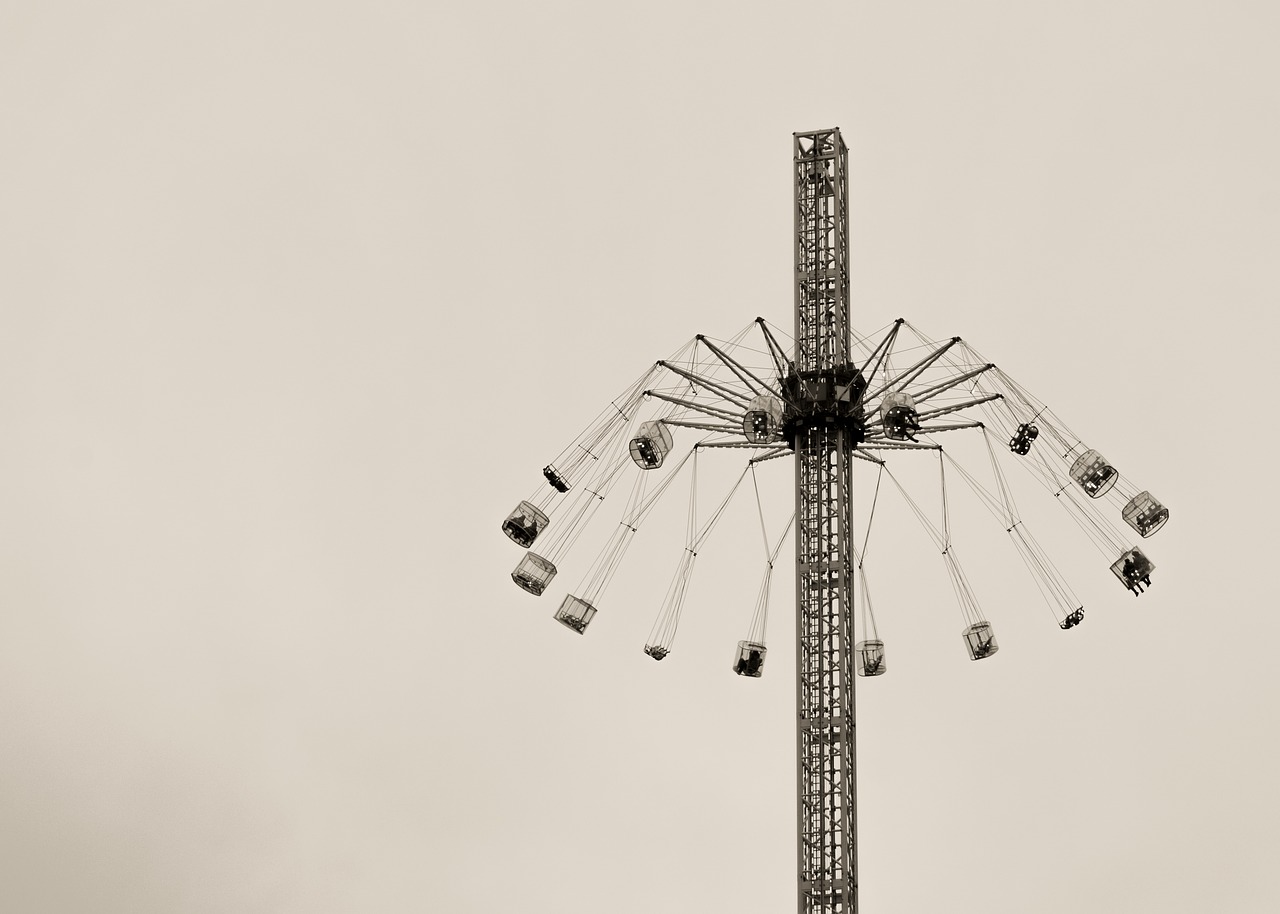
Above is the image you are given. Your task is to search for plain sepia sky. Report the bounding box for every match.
[2,2,1278,912]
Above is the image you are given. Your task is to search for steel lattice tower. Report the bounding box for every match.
[790,128,859,914]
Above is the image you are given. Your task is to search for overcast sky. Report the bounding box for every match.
[2,3,1277,913]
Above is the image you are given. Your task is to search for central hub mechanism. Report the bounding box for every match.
[780,364,868,447]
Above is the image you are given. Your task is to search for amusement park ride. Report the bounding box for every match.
[500,128,1169,914]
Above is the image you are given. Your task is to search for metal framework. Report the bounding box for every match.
[792,128,858,914]
[504,126,1170,914]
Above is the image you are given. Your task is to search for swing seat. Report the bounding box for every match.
[502,500,549,548]
[629,420,674,469]
[856,640,887,677]
[1110,547,1155,595]
[962,622,999,660]
[512,552,557,596]
[880,392,920,440]
[1009,423,1039,456]
[542,465,570,493]
[1122,491,1169,538]
[1070,449,1118,498]
[554,595,597,634]
[743,394,784,444]
[733,640,767,678]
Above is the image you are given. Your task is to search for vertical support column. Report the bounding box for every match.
[794,130,851,371]
[793,128,857,914]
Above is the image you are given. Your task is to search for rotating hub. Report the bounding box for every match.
[780,365,869,447]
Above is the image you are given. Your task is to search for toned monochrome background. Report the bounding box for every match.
[1,3,1276,912]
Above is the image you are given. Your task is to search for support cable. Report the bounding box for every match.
[751,463,771,558]
[975,357,1161,519]
[746,512,795,646]
[536,416,648,564]
[859,464,885,564]
[542,349,689,494]
[977,425,1131,560]
[884,464,988,629]
[938,441,1084,628]
[853,545,881,645]
[855,464,886,644]
[646,457,753,658]
[569,447,698,605]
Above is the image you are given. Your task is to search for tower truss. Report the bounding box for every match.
[792,128,858,914]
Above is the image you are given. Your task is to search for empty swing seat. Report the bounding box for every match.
[962,622,999,660]
[743,394,784,444]
[644,644,669,661]
[512,552,557,596]
[629,420,674,469]
[502,500,550,548]
[1122,491,1169,537]
[554,595,597,634]
[1110,547,1155,596]
[880,391,921,441]
[733,640,767,678]
[1070,449,1118,498]
[856,640,887,677]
